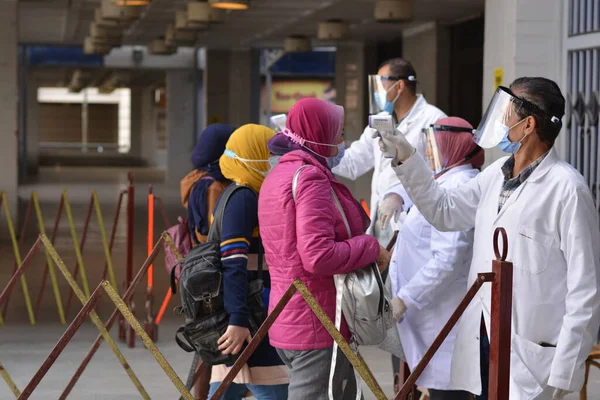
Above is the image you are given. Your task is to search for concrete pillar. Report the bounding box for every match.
[26,71,40,176]
[204,49,260,129]
[167,70,196,183]
[334,41,378,204]
[204,50,231,127]
[402,22,451,112]
[228,49,261,127]
[140,86,156,166]
[129,86,143,160]
[483,0,562,164]
[0,0,18,219]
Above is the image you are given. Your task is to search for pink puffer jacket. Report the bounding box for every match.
[258,150,380,350]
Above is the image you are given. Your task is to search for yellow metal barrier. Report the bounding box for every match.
[92,191,117,289]
[32,192,66,324]
[6,234,194,399]
[1,192,35,325]
[0,361,20,397]
[39,233,149,398]
[62,190,91,298]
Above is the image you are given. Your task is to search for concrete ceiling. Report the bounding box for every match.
[19,0,485,49]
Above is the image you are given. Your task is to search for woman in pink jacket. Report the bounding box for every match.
[258,98,390,400]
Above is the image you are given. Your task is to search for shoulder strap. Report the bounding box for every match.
[291,165,311,202]
[207,184,263,278]
[207,184,248,242]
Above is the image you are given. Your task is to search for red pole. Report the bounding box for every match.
[64,193,94,317]
[2,194,33,320]
[488,228,512,400]
[144,185,157,341]
[33,195,64,318]
[0,238,42,309]
[127,172,135,348]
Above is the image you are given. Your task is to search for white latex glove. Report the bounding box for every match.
[551,388,572,399]
[371,129,415,162]
[378,193,405,230]
[391,297,407,322]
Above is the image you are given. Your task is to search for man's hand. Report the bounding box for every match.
[372,129,415,163]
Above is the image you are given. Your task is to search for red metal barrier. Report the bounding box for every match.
[119,172,136,347]
[210,227,513,400]
[60,236,167,399]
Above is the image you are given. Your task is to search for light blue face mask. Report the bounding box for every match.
[496,119,527,154]
[268,155,280,170]
[223,149,271,176]
[327,143,346,170]
[375,82,400,114]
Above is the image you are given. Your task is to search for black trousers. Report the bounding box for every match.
[429,389,472,400]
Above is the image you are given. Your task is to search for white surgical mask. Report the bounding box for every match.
[223,149,270,176]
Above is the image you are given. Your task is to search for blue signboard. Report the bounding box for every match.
[26,46,104,67]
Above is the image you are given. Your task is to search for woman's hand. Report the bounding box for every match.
[217,325,252,355]
[376,245,391,273]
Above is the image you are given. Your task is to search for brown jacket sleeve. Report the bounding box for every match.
[194,180,230,244]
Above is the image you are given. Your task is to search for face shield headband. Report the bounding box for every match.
[474,86,561,149]
[424,124,482,177]
[368,75,418,115]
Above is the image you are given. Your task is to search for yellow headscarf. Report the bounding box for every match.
[219,124,275,193]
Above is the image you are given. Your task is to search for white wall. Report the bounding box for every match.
[483,0,563,165]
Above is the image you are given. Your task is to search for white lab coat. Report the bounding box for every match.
[390,164,478,390]
[333,95,446,235]
[392,149,600,399]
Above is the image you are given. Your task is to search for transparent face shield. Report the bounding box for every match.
[367,74,416,115]
[424,124,481,176]
[474,86,526,148]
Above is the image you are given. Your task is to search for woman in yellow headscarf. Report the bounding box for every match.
[209,124,289,399]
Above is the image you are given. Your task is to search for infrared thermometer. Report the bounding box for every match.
[368,114,395,135]
[270,114,287,132]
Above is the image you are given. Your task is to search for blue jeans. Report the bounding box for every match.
[208,382,288,400]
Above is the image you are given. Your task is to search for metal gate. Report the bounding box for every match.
[565,0,600,211]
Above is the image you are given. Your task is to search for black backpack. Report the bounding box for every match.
[170,184,266,366]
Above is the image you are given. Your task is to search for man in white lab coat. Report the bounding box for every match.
[333,58,446,246]
[377,77,600,400]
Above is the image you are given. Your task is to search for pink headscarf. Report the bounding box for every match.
[434,117,484,171]
[268,98,344,158]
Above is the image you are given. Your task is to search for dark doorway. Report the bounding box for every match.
[449,17,484,127]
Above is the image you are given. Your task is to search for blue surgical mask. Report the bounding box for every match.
[375,83,400,114]
[268,155,280,170]
[497,119,527,154]
[327,143,346,170]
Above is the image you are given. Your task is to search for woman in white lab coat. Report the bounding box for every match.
[389,117,484,400]
[380,77,600,400]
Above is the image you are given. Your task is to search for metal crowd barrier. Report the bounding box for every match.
[211,227,513,400]
[0,233,194,399]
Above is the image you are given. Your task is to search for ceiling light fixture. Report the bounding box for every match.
[114,0,150,6]
[209,0,248,10]
[284,35,312,53]
[317,19,349,40]
[188,1,226,23]
[374,0,412,22]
